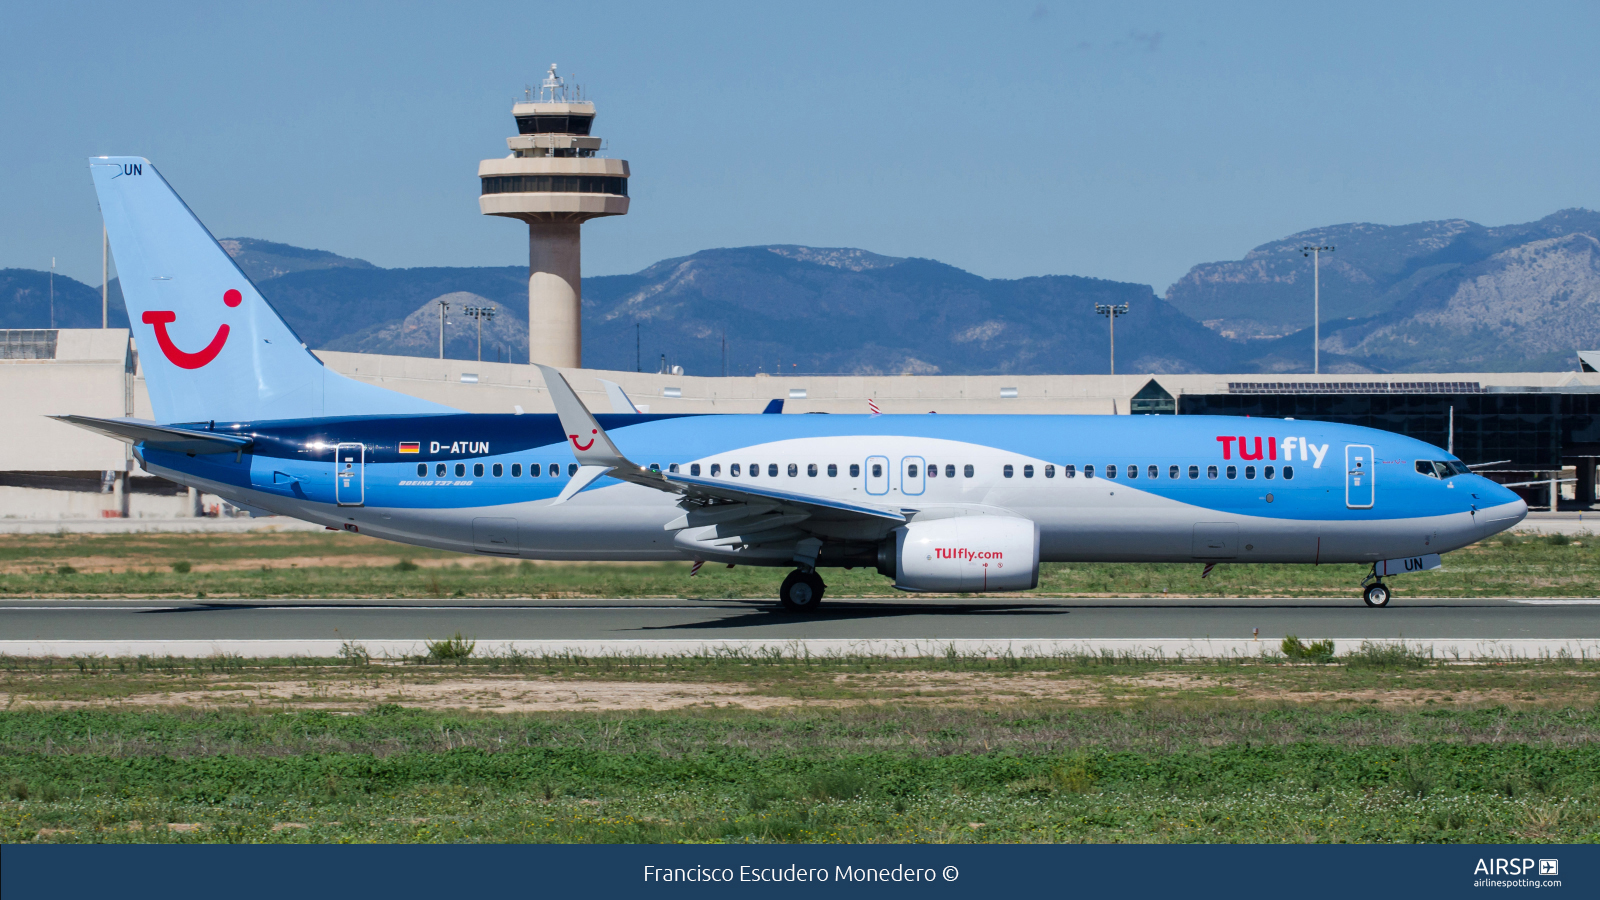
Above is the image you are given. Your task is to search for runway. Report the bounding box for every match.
[2,596,1597,659]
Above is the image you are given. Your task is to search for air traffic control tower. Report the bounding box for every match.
[479,65,629,367]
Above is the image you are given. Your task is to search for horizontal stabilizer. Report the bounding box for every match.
[52,415,253,455]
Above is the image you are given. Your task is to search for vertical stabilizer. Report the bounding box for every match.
[90,157,456,423]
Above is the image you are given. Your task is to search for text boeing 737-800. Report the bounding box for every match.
[61,157,1527,610]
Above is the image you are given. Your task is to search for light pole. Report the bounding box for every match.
[464,305,496,362]
[1094,302,1129,375]
[1302,245,1334,374]
[436,299,450,359]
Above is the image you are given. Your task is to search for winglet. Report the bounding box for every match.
[763,399,784,414]
[597,378,641,414]
[536,366,627,466]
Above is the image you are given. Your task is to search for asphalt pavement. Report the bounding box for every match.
[1,596,1596,658]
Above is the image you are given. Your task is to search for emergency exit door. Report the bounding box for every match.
[335,442,365,507]
[1345,444,1374,509]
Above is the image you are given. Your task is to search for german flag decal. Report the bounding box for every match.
[399,442,421,454]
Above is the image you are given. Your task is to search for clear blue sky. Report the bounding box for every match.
[4,1,1597,294]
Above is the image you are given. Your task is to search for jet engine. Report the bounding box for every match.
[881,516,1040,592]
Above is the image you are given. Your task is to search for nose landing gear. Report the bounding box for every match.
[779,569,826,612]
[1360,564,1391,607]
[1362,582,1391,607]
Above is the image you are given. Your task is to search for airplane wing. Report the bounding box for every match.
[52,415,254,456]
[535,366,905,525]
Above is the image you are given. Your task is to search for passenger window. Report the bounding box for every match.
[648,463,660,473]
[550,464,560,477]
[492,463,503,477]
[567,464,577,476]
[1044,464,1055,478]
[1019,464,1031,479]
[1206,465,1217,479]
[963,464,974,478]
[1106,465,1117,479]
[749,463,759,477]
[512,463,522,477]
[1126,465,1137,479]
[1085,465,1095,478]
[788,463,798,477]
[474,463,485,477]
[1283,466,1295,480]
[1226,465,1237,479]
[1063,465,1076,478]
[768,463,778,477]
[708,463,719,476]
[529,463,540,477]
[1245,465,1256,480]
[436,463,447,477]
[731,463,741,476]
[669,463,680,473]
[1003,464,1014,478]
[850,464,861,477]
[1170,465,1179,479]
[871,463,883,477]
[1189,465,1199,479]
[689,463,700,476]
[1264,465,1275,480]
[455,463,466,477]
[416,463,427,477]
[908,464,919,478]
[807,463,817,477]
[827,464,837,477]
[1148,465,1158,479]
[946,464,956,478]
[926,464,938,478]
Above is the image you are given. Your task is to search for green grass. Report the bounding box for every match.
[0,531,1594,598]
[3,705,1597,844]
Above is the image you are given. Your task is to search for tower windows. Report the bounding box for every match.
[480,175,628,197]
[514,114,595,135]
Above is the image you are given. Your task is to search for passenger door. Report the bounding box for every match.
[334,442,364,507]
[1345,444,1374,509]
[900,456,926,496]
[864,455,890,495]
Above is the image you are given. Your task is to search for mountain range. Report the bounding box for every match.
[3,211,1596,374]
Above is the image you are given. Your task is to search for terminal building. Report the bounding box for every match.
[3,69,1596,519]
[5,331,1597,518]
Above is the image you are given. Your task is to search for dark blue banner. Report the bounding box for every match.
[3,844,1593,899]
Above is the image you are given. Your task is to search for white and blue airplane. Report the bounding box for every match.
[61,157,1528,610]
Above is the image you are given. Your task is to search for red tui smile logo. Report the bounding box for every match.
[142,289,241,369]
[570,429,597,451]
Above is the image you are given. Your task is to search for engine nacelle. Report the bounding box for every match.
[890,516,1040,592]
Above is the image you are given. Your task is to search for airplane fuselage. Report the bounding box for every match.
[137,411,1527,569]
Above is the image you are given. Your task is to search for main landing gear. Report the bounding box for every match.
[1360,565,1392,608]
[779,569,827,612]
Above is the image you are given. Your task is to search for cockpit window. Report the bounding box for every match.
[1417,460,1470,479]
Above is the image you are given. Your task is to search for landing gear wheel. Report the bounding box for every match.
[779,569,826,612]
[1363,583,1391,608]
